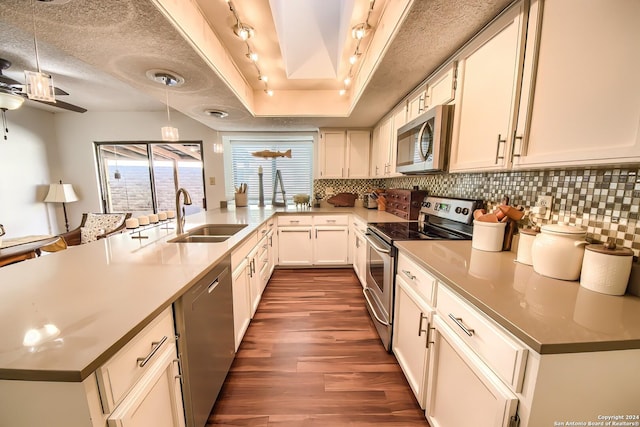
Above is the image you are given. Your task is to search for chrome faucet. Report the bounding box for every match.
[175,188,193,235]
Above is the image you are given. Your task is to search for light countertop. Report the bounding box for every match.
[0,206,399,382]
[394,240,640,354]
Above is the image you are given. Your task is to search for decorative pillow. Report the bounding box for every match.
[84,213,126,233]
[80,227,102,244]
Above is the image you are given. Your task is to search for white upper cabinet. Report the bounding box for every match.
[424,62,457,111]
[513,0,640,168]
[346,130,371,178]
[407,85,428,122]
[318,130,347,178]
[319,129,371,178]
[372,116,393,177]
[449,1,526,172]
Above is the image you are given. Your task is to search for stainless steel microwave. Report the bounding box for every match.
[396,104,454,174]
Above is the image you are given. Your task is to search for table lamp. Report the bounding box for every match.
[44,180,79,232]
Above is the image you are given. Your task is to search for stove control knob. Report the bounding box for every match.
[424,202,432,208]
[462,208,470,215]
[455,207,462,214]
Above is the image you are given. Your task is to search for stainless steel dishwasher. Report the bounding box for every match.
[174,256,235,427]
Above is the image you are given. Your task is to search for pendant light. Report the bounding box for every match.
[150,72,180,142]
[25,0,55,103]
[113,145,121,180]
[161,85,179,142]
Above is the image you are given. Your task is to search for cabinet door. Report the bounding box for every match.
[425,62,457,109]
[374,117,392,177]
[346,130,371,178]
[514,0,640,168]
[449,2,525,172]
[247,247,261,317]
[408,86,427,121]
[313,226,349,265]
[232,259,251,351]
[319,131,346,178]
[277,227,313,266]
[426,317,517,427]
[393,275,433,409]
[107,345,185,427]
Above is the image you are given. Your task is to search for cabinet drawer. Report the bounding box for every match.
[436,285,527,392]
[96,307,176,412]
[231,233,258,268]
[278,215,313,226]
[313,215,349,226]
[397,252,437,306]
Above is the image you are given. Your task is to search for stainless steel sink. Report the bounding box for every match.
[169,224,248,243]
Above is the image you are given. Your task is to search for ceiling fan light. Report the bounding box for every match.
[0,91,25,110]
[24,70,55,102]
[161,126,180,142]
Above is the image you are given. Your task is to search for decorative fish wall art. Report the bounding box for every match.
[251,149,292,158]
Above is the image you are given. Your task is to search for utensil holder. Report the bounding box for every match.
[235,193,248,207]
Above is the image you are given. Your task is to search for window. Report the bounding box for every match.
[95,142,205,215]
[226,138,314,204]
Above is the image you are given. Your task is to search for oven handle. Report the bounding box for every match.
[363,287,390,326]
[363,233,391,254]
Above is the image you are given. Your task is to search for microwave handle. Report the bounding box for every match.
[417,121,430,162]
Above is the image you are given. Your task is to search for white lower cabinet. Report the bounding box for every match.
[393,274,434,409]
[313,226,349,265]
[426,316,518,427]
[231,258,251,351]
[106,344,184,427]
[278,226,313,266]
[277,215,349,266]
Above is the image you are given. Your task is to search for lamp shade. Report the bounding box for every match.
[0,91,25,110]
[44,183,78,203]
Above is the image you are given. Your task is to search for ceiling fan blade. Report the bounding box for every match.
[34,98,87,113]
[0,74,23,88]
[54,87,69,96]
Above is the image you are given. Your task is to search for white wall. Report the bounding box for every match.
[0,107,60,238]
[53,111,227,231]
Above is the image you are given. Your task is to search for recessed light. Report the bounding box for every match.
[145,69,185,87]
[204,109,229,119]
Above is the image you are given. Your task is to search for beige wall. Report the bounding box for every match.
[0,107,227,236]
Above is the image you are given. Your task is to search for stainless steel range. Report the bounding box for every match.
[363,196,483,351]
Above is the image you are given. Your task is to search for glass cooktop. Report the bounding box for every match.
[368,221,469,243]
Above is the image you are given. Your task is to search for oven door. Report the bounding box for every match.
[363,230,395,351]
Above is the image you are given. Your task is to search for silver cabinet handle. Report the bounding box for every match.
[448,313,475,336]
[326,219,336,223]
[261,229,267,234]
[402,269,416,280]
[136,335,168,368]
[290,220,300,224]
[494,133,507,164]
[511,134,523,160]
[417,312,428,337]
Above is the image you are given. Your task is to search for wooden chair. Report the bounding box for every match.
[60,213,132,246]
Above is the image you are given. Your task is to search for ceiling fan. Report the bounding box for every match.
[0,57,87,113]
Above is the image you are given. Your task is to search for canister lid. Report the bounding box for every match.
[540,224,587,235]
[520,227,540,236]
[585,242,634,256]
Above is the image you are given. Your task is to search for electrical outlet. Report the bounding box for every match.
[209,177,215,185]
[535,195,552,220]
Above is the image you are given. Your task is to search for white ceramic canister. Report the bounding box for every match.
[580,242,633,295]
[472,220,507,252]
[516,227,540,265]
[531,224,587,281]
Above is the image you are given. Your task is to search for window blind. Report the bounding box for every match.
[229,141,313,203]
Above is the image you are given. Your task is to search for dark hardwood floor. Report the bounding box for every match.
[207,268,430,426]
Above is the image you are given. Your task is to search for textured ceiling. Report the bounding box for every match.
[0,0,514,131]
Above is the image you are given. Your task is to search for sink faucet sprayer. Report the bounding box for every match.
[175,188,193,235]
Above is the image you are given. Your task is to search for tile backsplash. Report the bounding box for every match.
[314,166,640,256]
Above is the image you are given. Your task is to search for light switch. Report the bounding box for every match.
[209,177,215,185]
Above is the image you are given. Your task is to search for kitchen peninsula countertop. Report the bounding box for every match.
[395,240,640,354]
[0,206,400,382]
